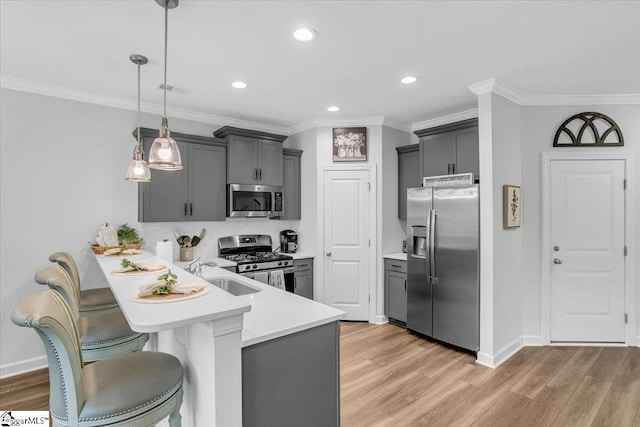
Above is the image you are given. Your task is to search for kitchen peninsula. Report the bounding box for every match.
[93,251,344,427]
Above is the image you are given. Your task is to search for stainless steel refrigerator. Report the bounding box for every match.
[406,185,480,352]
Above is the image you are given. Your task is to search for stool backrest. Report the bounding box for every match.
[49,252,82,292]
[34,265,80,325]
[12,290,85,424]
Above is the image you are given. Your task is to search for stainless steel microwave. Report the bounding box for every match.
[227,184,283,218]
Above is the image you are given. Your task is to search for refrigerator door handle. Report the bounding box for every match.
[429,209,438,285]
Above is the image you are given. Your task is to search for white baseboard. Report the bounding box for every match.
[1,356,47,379]
[636,336,640,347]
[370,315,388,325]
[476,336,524,369]
[523,335,544,346]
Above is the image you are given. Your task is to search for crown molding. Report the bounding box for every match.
[287,115,410,135]
[467,77,640,106]
[0,75,290,135]
[410,108,478,132]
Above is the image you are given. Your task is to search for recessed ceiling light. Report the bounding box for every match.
[293,27,317,42]
[327,106,340,112]
[231,81,247,89]
[401,76,418,84]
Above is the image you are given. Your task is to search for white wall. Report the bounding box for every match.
[520,104,640,344]
[0,88,299,377]
[489,94,523,356]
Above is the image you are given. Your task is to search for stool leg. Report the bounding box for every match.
[169,387,183,427]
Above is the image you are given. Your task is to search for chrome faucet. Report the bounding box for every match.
[185,257,218,278]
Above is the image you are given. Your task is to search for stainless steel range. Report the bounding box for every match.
[218,235,294,292]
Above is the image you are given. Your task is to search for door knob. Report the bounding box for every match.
[553,258,563,264]
[326,252,332,257]
[553,245,560,252]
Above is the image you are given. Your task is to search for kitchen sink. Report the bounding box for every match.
[207,278,261,296]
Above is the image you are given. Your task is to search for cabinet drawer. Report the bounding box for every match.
[294,259,313,271]
[385,259,407,273]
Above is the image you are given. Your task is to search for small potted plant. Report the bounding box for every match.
[117,223,144,248]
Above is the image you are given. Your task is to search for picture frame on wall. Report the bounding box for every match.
[503,185,521,228]
[333,127,367,162]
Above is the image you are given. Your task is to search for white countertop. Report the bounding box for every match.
[289,252,315,260]
[94,252,251,333]
[94,251,344,347]
[383,252,407,261]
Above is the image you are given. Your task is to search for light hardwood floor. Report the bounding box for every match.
[341,322,640,427]
[2,322,639,426]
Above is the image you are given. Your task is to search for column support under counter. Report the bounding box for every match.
[156,314,244,427]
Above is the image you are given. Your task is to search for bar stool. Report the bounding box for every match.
[35,265,148,362]
[49,252,118,311]
[12,290,183,427]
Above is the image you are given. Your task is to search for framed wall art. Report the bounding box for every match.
[503,185,521,228]
[333,127,367,162]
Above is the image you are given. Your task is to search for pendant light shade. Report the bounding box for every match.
[149,118,182,170]
[126,54,152,182]
[149,0,182,171]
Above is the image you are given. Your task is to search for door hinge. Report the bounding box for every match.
[366,182,371,191]
[368,239,371,247]
[625,313,628,324]
[623,179,626,190]
[624,246,628,256]
[368,295,371,302]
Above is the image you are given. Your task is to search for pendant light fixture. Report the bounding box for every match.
[126,54,152,182]
[148,0,182,171]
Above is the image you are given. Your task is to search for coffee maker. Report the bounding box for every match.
[280,230,298,253]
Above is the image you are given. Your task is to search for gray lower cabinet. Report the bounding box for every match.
[213,126,287,187]
[137,128,227,222]
[384,259,407,325]
[242,321,340,427]
[282,148,302,219]
[396,144,420,220]
[293,258,313,299]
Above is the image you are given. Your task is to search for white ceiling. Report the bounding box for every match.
[1,1,639,131]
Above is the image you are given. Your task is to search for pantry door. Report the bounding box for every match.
[549,159,626,342]
[322,168,372,321]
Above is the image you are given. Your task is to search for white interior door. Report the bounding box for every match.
[323,169,370,320]
[550,159,626,342]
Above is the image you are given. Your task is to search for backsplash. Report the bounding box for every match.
[139,218,301,261]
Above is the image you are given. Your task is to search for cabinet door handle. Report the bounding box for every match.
[184,203,188,216]
[294,277,297,290]
[190,203,193,216]
[254,168,258,180]
[259,168,262,180]
[453,163,456,174]
[447,163,452,174]
[405,279,407,291]
[391,264,402,268]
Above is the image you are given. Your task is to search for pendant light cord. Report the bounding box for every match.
[137,62,141,149]
[163,2,168,119]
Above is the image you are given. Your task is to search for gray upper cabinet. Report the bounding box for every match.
[214,126,286,187]
[415,118,479,181]
[282,148,303,220]
[396,144,420,220]
[138,128,227,222]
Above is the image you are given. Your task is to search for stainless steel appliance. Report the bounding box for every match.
[280,229,298,253]
[406,184,480,352]
[218,234,294,292]
[227,184,283,218]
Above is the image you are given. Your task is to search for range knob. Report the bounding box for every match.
[278,261,283,266]
[252,264,257,269]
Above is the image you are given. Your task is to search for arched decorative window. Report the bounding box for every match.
[553,112,624,147]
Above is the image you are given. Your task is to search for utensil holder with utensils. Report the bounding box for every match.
[180,246,194,262]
